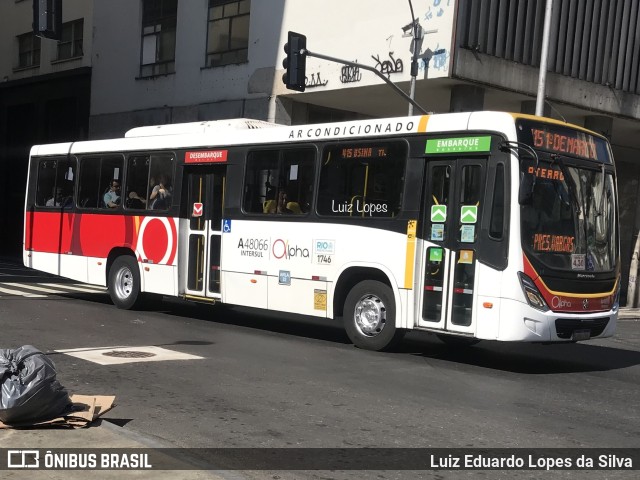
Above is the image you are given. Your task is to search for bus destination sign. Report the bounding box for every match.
[340,146,387,159]
[517,119,610,163]
[530,127,598,161]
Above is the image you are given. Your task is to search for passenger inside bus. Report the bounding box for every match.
[127,176,156,209]
[263,190,301,214]
[46,186,63,207]
[150,174,172,209]
[103,180,121,208]
[127,190,146,209]
[46,183,74,208]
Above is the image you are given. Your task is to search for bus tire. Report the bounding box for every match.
[436,334,480,347]
[108,256,143,310]
[343,280,405,351]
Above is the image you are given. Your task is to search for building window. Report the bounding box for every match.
[140,0,177,77]
[206,0,250,67]
[17,32,41,69]
[57,19,84,61]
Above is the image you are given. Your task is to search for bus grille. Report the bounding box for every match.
[554,317,609,339]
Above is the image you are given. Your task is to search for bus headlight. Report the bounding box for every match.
[518,272,549,312]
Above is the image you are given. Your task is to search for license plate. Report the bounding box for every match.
[572,329,591,341]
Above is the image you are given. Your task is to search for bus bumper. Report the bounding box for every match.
[496,298,618,342]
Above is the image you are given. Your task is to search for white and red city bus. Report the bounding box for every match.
[23,112,619,350]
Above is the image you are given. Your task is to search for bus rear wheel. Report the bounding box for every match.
[343,280,405,351]
[108,256,143,310]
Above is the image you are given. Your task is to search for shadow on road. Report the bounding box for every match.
[157,299,640,375]
[399,335,640,374]
[25,279,639,376]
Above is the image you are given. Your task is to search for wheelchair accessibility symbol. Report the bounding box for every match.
[222,219,231,233]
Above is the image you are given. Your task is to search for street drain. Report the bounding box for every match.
[102,350,157,359]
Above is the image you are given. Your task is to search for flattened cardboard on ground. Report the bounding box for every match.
[0,394,115,429]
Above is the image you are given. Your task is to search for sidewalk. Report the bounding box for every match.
[616,307,640,319]
[0,421,228,479]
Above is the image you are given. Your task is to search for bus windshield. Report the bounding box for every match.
[520,156,617,273]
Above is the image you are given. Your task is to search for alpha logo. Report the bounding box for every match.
[551,296,573,309]
[272,239,310,259]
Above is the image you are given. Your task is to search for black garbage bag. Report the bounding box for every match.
[0,345,71,424]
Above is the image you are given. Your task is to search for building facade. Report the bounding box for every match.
[2,0,640,302]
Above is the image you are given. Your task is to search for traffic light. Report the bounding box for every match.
[282,31,307,92]
[33,0,62,40]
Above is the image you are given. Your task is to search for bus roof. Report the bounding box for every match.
[29,111,604,157]
[124,118,277,137]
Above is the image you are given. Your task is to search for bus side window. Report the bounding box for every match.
[244,150,279,214]
[317,141,406,217]
[35,160,58,207]
[280,149,315,215]
[77,155,124,209]
[243,148,315,215]
[126,155,150,210]
[35,158,76,208]
[489,163,505,239]
[148,153,175,210]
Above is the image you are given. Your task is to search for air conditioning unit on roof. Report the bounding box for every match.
[124,118,277,138]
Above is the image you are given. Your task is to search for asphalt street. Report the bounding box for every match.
[0,258,639,479]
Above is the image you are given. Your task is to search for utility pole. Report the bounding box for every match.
[535,0,553,116]
[406,0,420,116]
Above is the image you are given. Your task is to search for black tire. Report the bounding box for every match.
[343,280,406,351]
[108,256,143,310]
[436,334,481,347]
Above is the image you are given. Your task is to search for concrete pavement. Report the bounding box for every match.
[616,307,640,319]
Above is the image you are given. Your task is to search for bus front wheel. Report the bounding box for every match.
[343,280,405,351]
[108,256,143,310]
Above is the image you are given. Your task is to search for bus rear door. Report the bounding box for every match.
[183,166,225,300]
[417,158,487,335]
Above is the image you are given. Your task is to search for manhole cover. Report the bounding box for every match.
[102,350,157,358]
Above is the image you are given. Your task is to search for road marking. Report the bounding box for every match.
[0,285,46,297]
[56,346,204,365]
[0,282,107,297]
[40,283,107,293]
[2,282,74,294]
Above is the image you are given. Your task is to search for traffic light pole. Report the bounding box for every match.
[302,49,429,115]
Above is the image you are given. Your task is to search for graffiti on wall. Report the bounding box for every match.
[340,63,362,84]
[305,72,328,88]
[371,52,403,77]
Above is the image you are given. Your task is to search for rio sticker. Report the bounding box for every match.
[313,239,335,265]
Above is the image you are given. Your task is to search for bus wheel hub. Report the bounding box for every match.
[354,295,386,336]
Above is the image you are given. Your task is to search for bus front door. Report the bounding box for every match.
[183,166,225,300]
[417,158,486,335]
